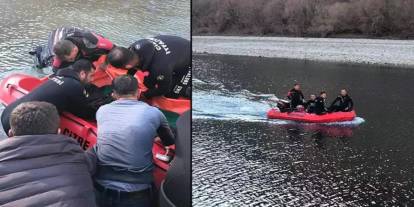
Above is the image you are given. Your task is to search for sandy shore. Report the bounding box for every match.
[193,36,414,67]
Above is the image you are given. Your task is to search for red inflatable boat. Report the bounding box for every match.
[0,73,189,189]
[267,109,356,123]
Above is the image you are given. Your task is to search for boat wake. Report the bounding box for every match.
[193,79,275,123]
[193,78,365,126]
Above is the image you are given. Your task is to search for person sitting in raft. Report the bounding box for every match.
[106,35,191,99]
[52,28,114,72]
[1,59,96,133]
[305,94,317,113]
[0,102,97,206]
[93,75,175,206]
[329,89,354,112]
[287,83,305,110]
[314,91,328,115]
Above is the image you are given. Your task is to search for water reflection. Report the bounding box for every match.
[193,54,414,206]
[0,0,190,72]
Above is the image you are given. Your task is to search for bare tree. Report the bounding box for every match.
[192,0,414,39]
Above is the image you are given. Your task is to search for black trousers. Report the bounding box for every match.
[94,182,153,207]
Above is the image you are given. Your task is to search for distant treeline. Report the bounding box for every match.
[192,0,414,38]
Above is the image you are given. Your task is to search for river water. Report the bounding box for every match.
[193,54,414,206]
[0,0,189,136]
[0,0,190,73]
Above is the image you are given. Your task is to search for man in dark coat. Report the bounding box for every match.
[315,91,328,115]
[305,94,317,113]
[0,101,96,206]
[29,27,113,70]
[94,75,175,207]
[287,83,305,110]
[329,89,354,112]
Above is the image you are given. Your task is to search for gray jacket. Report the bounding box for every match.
[0,134,97,207]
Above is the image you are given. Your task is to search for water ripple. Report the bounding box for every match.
[0,0,190,71]
[192,54,414,206]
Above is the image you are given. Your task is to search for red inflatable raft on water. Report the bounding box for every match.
[267,109,356,123]
[0,72,190,189]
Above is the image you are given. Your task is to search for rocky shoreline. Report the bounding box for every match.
[193,36,414,68]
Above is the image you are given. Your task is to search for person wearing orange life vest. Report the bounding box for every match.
[107,35,191,99]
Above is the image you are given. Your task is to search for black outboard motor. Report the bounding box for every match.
[277,99,291,112]
[159,111,191,207]
[29,26,83,68]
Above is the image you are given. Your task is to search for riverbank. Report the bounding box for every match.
[193,36,414,68]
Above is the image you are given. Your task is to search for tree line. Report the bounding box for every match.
[192,0,414,38]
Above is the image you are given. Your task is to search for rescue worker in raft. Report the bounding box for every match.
[52,29,114,72]
[287,83,305,110]
[1,59,96,134]
[106,35,191,99]
[305,94,317,113]
[314,91,328,115]
[329,89,354,112]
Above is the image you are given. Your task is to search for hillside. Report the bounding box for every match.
[192,0,414,39]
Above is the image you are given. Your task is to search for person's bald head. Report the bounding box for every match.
[107,47,139,69]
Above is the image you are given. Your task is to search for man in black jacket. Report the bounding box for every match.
[1,59,96,133]
[329,89,354,112]
[315,91,328,115]
[52,28,114,71]
[287,83,305,110]
[0,101,96,206]
[305,94,317,113]
[107,35,191,99]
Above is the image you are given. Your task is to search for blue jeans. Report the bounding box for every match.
[95,187,152,207]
